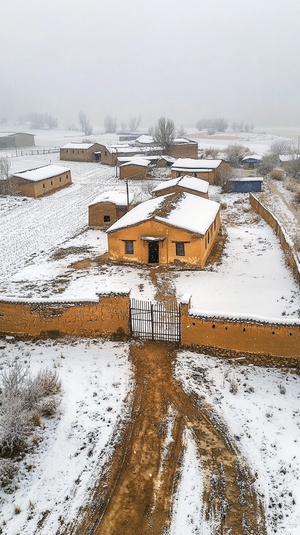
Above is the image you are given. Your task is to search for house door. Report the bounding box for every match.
[148,241,159,263]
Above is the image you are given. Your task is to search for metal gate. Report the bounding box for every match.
[130,298,181,342]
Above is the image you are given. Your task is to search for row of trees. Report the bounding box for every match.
[196,118,228,134]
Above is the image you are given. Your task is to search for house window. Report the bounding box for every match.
[125,240,134,254]
[104,215,111,222]
[51,181,53,185]
[59,177,62,182]
[43,184,45,189]
[175,242,185,256]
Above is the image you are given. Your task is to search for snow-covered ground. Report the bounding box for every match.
[174,351,300,535]
[0,128,300,534]
[0,338,132,535]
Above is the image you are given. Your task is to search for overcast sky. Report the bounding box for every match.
[1,0,300,129]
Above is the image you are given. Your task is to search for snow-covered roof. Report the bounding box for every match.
[242,154,262,162]
[61,143,95,149]
[107,192,219,235]
[229,176,263,182]
[135,135,155,144]
[172,158,221,171]
[173,137,196,144]
[119,157,151,168]
[152,175,209,194]
[89,190,134,206]
[13,165,71,182]
[158,155,176,163]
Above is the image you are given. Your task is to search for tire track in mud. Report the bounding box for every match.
[72,341,266,535]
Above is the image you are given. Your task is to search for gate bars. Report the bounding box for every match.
[130,298,181,342]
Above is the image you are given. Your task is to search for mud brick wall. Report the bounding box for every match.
[0,292,130,338]
[180,300,300,358]
[250,193,300,285]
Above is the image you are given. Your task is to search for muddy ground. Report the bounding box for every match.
[62,341,267,535]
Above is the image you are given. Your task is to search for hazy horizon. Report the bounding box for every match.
[1,0,300,129]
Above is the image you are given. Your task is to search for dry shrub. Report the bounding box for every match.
[0,459,18,487]
[269,168,284,181]
[35,369,61,396]
[38,397,57,417]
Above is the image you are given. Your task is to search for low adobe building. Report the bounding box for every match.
[152,175,209,199]
[107,192,220,267]
[242,154,262,170]
[167,137,198,159]
[8,165,72,197]
[60,143,103,162]
[88,191,134,229]
[0,132,35,149]
[119,158,151,180]
[171,158,230,184]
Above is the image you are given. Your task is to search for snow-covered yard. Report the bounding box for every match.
[0,128,300,534]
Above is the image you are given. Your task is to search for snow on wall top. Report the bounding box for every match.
[107,192,220,235]
[89,190,134,206]
[135,135,155,144]
[152,175,209,194]
[13,165,71,182]
[61,143,95,149]
[172,158,221,171]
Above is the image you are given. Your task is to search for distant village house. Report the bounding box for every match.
[152,175,209,199]
[60,143,103,162]
[7,165,72,197]
[171,158,229,185]
[88,191,134,229]
[0,132,35,149]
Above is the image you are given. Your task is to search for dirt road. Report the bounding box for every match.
[71,341,266,535]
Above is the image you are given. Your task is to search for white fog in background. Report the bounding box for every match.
[0,0,300,128]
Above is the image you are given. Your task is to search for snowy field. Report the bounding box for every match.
[0,128,300,534]
[0,129,299,319]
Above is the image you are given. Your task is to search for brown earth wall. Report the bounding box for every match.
[180,301,300,358]
[0,293,130,338]
[250,193,300,285]
[8,171,72,198]
[168,143,198,159]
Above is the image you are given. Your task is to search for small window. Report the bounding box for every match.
[59,177,62,182]
[175,242,185,256]
[51,181,53,186]
[104,215,111,222]
[43,183,45,189]
[125,240,134,254]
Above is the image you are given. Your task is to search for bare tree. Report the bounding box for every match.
[0,157,11,180]
[128,116,141,132]
[104,116,117,133]
[153,117,176,152]
[177,125,187,137]
[79,111,93,135]
[224,144,247,167]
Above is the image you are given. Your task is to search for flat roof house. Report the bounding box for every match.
[0,132,35,149]
[152,175,209,199]
[119,158,151,180]
[8,165,72,197]
[88,190,134,229]
[107,192,220,267]
[242,154,262,170]
[228,176,263,193]
[60,143,103,162]
[171,158,229,184]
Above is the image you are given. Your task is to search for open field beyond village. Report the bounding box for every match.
[0,127,300,534]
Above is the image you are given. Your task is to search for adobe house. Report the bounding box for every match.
[134,135,198,159]
[171,158,230,185]
[60,143,103,162]
[107,192,220,267]
[242,154,262,170]
[156,155,175,167]
[96,144,142,166]
[0,132,35,149]
[119,158,151,180]
[167,137,198,159]
[152,175,209,199]
[8,165,72,197]
[88,190,134,229]
[228,176,263,193]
